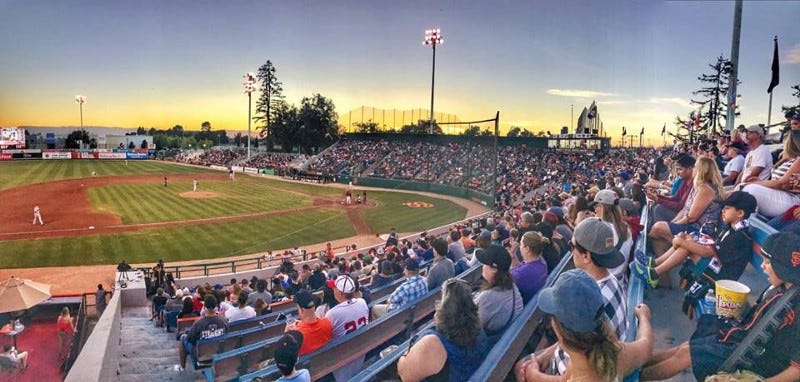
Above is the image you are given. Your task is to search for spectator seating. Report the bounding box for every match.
[621,206,649,382]
[236,264,483,382]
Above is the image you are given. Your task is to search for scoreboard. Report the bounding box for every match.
[0,127,26,149]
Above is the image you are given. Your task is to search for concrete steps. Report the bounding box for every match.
[117,306,199,382]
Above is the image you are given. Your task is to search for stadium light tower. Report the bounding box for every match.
[423,28,443,135]
[243,72,257,160]
[75,95,86,129]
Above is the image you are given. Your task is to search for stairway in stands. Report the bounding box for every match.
[117,306,196,382]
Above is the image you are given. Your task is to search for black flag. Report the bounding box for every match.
[640,127,644,136]
[768,36,779,93]
[661,124,666,136]
[622,126,626,137]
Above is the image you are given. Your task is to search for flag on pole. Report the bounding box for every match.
[622,126,626,137]
[640,127,644,136]
[661,124,666,136]
[768,36,780,93]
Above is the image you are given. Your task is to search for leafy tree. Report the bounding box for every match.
[253,60,285,147]
[170,125,184,137]
[296,94,339,152]
[234,132,243,147]
[479,129,494,137]
[672,110,703,144]
[520,129,534,137]
[461,125,481,136]
[400,120,442,135]
[148,128,157,136]
[201,121,211,132]
[781,83,800,116]
[535,131,546,137]
[65,129,97,149]
[354,120,379,133]
[507,126,521,137]
[690,56,740,135]
[136,126,146,135]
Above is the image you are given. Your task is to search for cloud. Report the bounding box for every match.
[598,97,693,109]
[546,89,616,98]
[786,43,800,64]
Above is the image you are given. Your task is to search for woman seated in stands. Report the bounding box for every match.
[591,190,634,285]
[649,156,724,259]
[397,278,489,381]
[178,297,199,319]
[510,231,549,304]
[474,245,523,343]
[515,269,653,382]
[742,130,800,218]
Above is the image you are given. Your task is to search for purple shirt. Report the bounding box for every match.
[510,257,547,304]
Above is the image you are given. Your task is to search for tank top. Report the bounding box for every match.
[57,317,73,333]
[421,328,489,382]
[682,183,722,230]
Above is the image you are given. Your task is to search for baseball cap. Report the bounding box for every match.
[521,211,535,223]
[174,289,184,298]
[294,289,317,309]
[334,275,356,294]
[618,171,630,181]
[745,124,765,137]
[538,269,605,332]
[591,189,618,207]
[760,232,800,284]
[573,218,625,269]
[478,229,492,242]
[721,191,757,218]
[618,198,638,216]
[547,206,565,220]
[476,244,512,272]
[274,330,303,372]
[404,258,420,272]
[430,238,448,258]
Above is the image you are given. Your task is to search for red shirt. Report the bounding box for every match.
[294,317,333,355]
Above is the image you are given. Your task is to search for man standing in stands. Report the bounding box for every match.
[373,259,428,318]
[517,218,628,380]
[325,275,369,381]
[176,295,228,372]
[286,289,332,355]
[426,238,454,290]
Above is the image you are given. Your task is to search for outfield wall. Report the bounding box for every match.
[0,148,155,160]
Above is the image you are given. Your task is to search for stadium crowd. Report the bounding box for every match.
[148,112,800,381]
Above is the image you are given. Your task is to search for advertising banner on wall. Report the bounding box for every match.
[126,152,148,159]
[99,152,127,159]
[0,153,11,160]
[43,152,72,160]
[243,167,259,174]
[80,152,97,159]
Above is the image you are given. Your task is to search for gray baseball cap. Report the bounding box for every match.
[618,198,638,216]
[573,218,624,269]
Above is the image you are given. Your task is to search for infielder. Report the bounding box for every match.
[192,179,198,192]
[32,205,43,225]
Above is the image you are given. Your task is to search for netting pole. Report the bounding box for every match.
[493,111,499,209]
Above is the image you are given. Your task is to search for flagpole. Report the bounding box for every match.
[767,93,774,126]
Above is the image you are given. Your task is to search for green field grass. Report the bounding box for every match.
[0,160,218,190]
[0,160,473,268]
[88,180,311,224]
[0,209,354,268]
[362,191,467,233]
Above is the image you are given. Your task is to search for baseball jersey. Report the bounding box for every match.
[325,298,369,338]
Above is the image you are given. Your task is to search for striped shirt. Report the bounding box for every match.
[772,158,796,181]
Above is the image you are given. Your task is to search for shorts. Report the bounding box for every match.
[668,222,699,236]
[689,335,737,381]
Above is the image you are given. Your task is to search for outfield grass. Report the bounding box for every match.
[362,191,467,233]
[88,180,311,224]
[0,160,217,190]
[0,208,354,268]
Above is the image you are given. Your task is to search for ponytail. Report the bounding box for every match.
[554,319,621,381]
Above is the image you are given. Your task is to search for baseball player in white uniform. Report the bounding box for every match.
[192,179,198,192]
[32,205,43,225]
[326,275,368,381]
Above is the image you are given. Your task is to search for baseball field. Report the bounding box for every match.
[0,160,471,269]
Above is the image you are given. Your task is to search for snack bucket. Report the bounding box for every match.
[715,280,750,319]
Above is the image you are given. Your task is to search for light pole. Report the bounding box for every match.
[423,28,443,135]
[75,95,86,129]
[243,72,257,160]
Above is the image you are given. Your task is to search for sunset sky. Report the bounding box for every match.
[1,1,799,144]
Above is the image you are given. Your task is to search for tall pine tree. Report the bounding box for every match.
[690,56,740,136]
[253,60,285,149]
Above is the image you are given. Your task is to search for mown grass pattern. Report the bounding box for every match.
[0,160,218,190]
[0,209,354,268]
[87,180,310,224]
[361,191,467,233]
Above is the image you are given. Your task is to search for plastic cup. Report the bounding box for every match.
[715,280,750,319]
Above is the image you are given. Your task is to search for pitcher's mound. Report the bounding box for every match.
[180,191,220,199]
